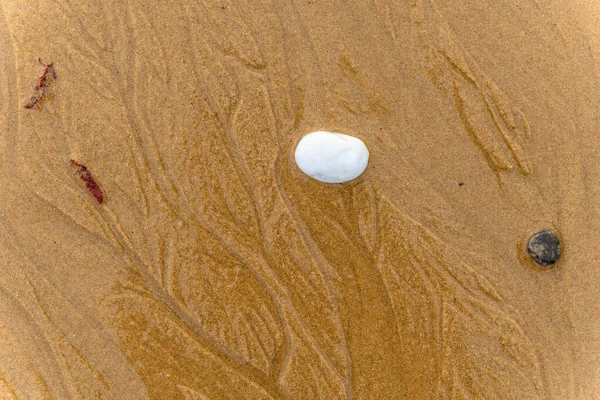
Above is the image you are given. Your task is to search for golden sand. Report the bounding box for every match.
[0,0,599,398]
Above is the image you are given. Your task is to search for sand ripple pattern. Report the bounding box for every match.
[0,0,593,398]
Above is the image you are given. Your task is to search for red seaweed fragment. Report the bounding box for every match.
[24,58,56,110]
[70,160,104,204]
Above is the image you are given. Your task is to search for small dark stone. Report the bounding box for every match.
[527,229,560,267]
[458,182,464,187]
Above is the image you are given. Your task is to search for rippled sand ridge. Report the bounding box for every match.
[0,1,599,398]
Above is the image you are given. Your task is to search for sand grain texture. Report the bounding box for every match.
[0,0,599,398]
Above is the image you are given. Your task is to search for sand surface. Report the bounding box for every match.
[0,0,599,398]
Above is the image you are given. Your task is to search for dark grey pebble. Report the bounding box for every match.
[527,229,560,267]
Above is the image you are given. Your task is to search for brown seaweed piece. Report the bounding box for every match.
[70,160,104,204]
[24,58,56,110]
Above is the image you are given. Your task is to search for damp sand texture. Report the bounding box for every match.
[0,1,599,399]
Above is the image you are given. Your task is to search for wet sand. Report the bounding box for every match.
[0,0,599,398]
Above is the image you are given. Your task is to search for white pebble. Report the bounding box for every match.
[294,131,369,183]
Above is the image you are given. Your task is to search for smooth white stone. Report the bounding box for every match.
[294,131,369,183]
